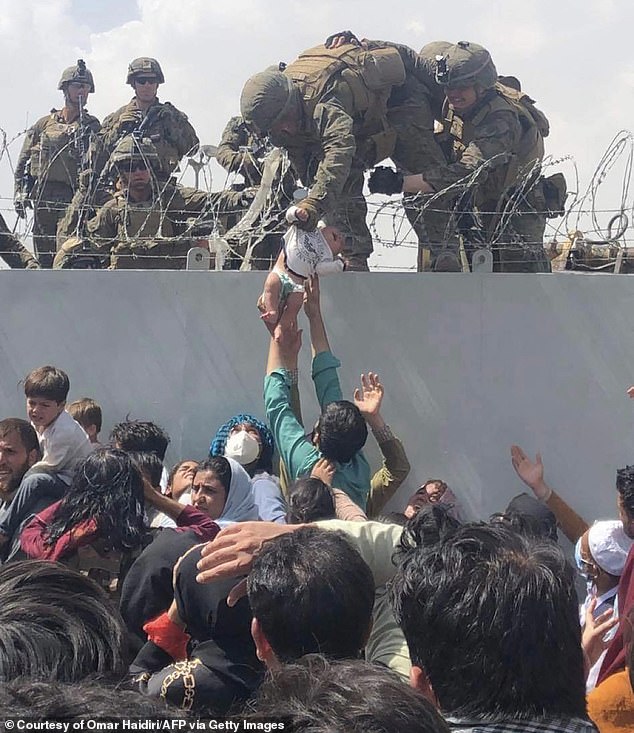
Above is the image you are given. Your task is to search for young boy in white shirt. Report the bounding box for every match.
[24,365,94,485]
[0,367,93,560]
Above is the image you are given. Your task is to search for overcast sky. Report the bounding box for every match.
[1,0,632,269]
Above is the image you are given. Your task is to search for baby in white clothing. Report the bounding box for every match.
[258,222,345,340]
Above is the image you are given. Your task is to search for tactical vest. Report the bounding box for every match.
[284,44,406,161]
[444,88,547,205]
[30,113,84,187]
[110,192,190,270]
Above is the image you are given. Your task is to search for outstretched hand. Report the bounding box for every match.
[353,372,384,417]
[627,386,634,398]
[510,445,549,500]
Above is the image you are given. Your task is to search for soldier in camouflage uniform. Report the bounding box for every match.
[95,57,199,182]
[370,41,552,273]
[0,214,40,269]
[58,58,200,255]
[216,115,265,188]
[13,60,100,268]
[54,136,252,270]
[240,40,451,271]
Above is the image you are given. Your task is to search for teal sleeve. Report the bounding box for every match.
[312,350,343,408]
[264,371,320,480]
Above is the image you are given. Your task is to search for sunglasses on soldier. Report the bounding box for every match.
[117,161,148,173]
[135,77,158,85]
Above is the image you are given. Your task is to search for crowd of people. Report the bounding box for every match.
[0,272,632,731]
[0,31,567,275]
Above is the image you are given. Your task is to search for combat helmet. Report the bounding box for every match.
[126,57,165,85]
[58,59,95,93]
[110,135,160,169]
[240,65,296,135]
[435,41,498,89]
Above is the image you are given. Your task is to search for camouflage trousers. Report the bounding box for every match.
[389,100,459,271]
[479,186,550,273]
[322,162,372,272]
[32,182,73,268]
[0,214,40,269]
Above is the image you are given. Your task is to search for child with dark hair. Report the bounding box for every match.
[286,476,336,524]
[23,365,93,484]
[67,397,103,445]
[20,448,147,561]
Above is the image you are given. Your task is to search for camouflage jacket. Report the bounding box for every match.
[276,77,372,217]
[0,213,40,269]
[85,183,249,269]
[96,97,199,179]
[14,109,101,193]
[424,88,545,202]
[216,115,263,187]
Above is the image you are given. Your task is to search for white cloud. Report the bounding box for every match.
[1,0,634,267]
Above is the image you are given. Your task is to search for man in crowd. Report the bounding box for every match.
[391,514,597,732]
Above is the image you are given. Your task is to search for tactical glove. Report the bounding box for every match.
[368,166,404,195]
[286,200,319,231]
[13,193,31,219]
[325,30,361,48]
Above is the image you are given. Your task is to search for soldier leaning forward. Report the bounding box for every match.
[13,60,100,268]
[55,136,252,270]
[240,40,450,271]
[370,41,565,273]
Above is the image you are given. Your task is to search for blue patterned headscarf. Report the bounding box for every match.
[209,413,275,473]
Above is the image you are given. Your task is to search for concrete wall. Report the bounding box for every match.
[2,270,634,523]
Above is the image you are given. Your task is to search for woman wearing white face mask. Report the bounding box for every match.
[210,413,286,523]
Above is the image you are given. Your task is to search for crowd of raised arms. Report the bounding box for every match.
[1,30,568,279]
[0,265,633,731]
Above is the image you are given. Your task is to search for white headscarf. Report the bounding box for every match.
[215,456,260,527]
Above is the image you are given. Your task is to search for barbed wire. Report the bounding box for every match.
[1,121,634,270]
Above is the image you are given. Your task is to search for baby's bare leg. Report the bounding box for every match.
[275,290,304,343]
[258,271,283,336]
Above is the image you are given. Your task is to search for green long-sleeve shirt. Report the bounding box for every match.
[264,350,371,508]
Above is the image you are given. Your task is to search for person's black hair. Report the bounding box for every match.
[242,654,450,733]
[398,504,462,553]
[0,561,127,682]
[0,678,182,719]
[391,521,587,720]
[45,448,147,552]
[128,450,163,488]
[316,400,367,464]
[495,493,558,542]
[109,419,170,461]
[616,465,634,522]
[0,417,40,455]
[286,477,335,524]
[195,456,232,495]
[247,527,374,663]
